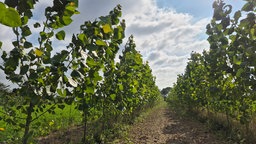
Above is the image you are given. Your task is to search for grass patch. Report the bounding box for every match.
[0,104,82,143]
[1,98,164,143]
[111,97,166,143]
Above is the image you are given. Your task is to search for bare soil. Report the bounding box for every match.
[119,104,230,144]
[38,103,231,144]
[37,125,84,144]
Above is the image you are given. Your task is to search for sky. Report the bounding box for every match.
[0,0,246,89]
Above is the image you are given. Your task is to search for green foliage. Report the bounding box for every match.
[0,1,160,143]
[169,0,256,141]
[161,87,172,97]
[0,104,82,143]
[0,1,79,143]
[0,2,21,27]
[55,30,66,40]
[95,35,160,142]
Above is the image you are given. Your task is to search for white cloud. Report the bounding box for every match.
[0,0,211,89]
[0,22,17,87]
[115,1,210,88]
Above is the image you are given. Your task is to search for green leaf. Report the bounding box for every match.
[20,65,29,75]
[12,41,19,47]
[233,56,242,65]
[40,32,47,42]
[114,26,124,40]
[135,54,142,64]
[0,3,6,18]
[37,78,44,84]
[118,84,123,91]
[57,89,63,96]
[85,87,94,94]
[27,49,35,61]
[94,74,102,81]
[86,57,97,66]
[21,16,28,25]
[78,33,87,43]
[34,48,43,57]
[132,87,137,94]
[88,44,97,51]
[234,11,241,22]
[56,30,66,40]
[21,26,32,36]
[250,28,256,39]
[71,70,80,78]
[110,94,116,101]
[242,2,253,12]
[24,41,33,48]
[33,22,41,28]
[236,68,244,77]
[0,2,21,27]
[64,5,78,16]
[102,24,112,34]
[0,41,2,49]
[95,40,106,46]
[61,16,72,25]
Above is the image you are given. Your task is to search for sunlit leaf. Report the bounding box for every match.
[86,57,97,66]
[0,2,21,27]
[250,28,256,39]
[114,26,124,40]
[34,48,43,57]
[132,87,137,94]
[110,94,116,101]
[95,40,106,46]
[57,89,63,96]
[102,24,112,34]
[118,84,123,91]
[85,87,94,94]
[78,33,87,43]
[61,16,72,25]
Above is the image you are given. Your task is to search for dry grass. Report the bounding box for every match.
[194,108,256,143]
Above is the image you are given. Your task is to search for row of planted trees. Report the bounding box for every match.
[0,1,160,143]
[168,0,256,139]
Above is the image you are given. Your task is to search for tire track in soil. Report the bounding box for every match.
[123,104,228,144]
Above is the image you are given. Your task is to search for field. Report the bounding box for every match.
[1,0,256,143]
[0,104,82,143]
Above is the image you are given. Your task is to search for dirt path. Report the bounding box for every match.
[122,103,228,144]
[38,102,230,144]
